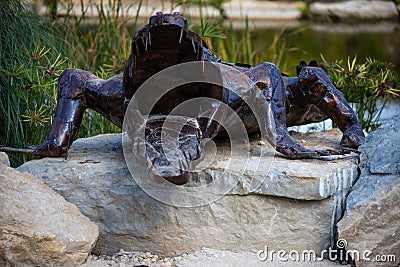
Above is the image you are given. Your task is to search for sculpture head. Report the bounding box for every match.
[123,11,208,107]
[149,12,188,30]
[144,115,203,185]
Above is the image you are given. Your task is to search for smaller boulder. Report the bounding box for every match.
[0,164,99,267]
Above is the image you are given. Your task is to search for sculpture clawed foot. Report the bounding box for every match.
[34,139,68,157]
[275,135,315,158]
[275,133,359,159]
[34,117,78,157]
[340,124,364,149]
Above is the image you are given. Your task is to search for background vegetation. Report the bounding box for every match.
[0,0,71,165]
[0,0,398,166]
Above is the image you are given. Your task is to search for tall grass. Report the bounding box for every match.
[212,19,255,65]
[0,0,71,165]
[58,0,134,70]
[0,0,133,166]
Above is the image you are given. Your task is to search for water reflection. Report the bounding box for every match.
[239,22,400,75]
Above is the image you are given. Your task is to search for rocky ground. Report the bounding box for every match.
[82,247,350,267]
[7,128,360,267]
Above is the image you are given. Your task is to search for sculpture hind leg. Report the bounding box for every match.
[286,64,364,149]
[247,62,329,158]
[35,69,124,157]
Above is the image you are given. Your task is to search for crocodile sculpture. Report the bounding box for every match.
[34,12,364,184]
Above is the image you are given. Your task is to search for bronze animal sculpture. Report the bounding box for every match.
[34,12,364,185]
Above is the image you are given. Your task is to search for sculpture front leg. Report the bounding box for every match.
[35,69,89,156]
[35,69,124,157]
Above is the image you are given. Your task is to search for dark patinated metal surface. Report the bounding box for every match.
[35,12,365,184]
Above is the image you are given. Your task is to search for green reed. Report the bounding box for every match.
[0,0,71,165]
[322,56,399,131]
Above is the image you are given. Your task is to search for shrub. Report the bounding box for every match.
[322,56,399,132]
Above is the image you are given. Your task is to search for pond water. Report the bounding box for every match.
[244,22,400,75]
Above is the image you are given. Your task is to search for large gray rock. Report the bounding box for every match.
[17,130,359,256]
[310,1,399,22]
[0,152,9,167]
[0,164,99,267]
[337,113,400,267]
[359,114,400,175]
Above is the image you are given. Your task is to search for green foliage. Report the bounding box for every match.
[200,16,226,39]
[215,18,255,65]
[0,0,70,165]
[322,55,399,132]
[0,0,130,166]
[300,5,312,19]
[59,0,134,71]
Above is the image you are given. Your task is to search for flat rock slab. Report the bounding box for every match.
[310,0,399,22]
[223,0,305,20]
[0,164,99,266]
[18,129,359,256]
